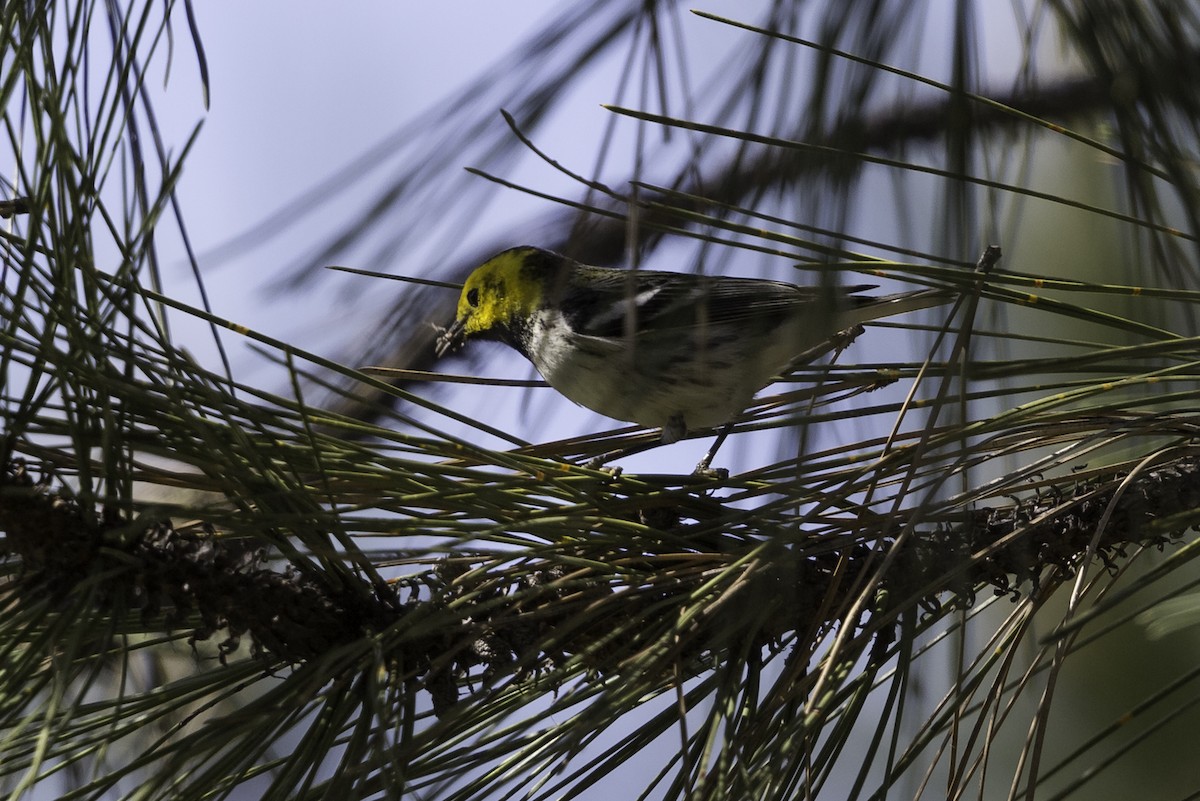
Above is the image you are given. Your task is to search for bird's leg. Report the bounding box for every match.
[584,417,682,469]
[584,415,693,471]
[584,439,660,471]
[660,413,687,445]
[583,415,728,478]
[693,421,732,478]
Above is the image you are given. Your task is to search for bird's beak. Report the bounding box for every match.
[434,317,467,357]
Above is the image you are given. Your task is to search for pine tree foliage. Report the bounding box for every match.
[4,2,1200,799]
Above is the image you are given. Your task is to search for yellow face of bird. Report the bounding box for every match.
[435,248,551,356]
[455,248,549,336]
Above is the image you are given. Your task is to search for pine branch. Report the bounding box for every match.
[1,451,1189,714]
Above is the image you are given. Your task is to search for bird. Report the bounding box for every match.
[436,246,950,470]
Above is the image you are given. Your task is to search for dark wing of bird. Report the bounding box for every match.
[558,268,875,338]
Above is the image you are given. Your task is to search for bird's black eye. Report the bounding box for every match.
[466,288,480,307]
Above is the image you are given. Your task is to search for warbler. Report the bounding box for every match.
[436,246,949,454]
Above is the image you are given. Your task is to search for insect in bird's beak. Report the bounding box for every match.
[434,318,466,357]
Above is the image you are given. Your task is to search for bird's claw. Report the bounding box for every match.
[692,462,729,480]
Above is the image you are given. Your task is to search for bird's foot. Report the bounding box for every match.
[692,462,729,480]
